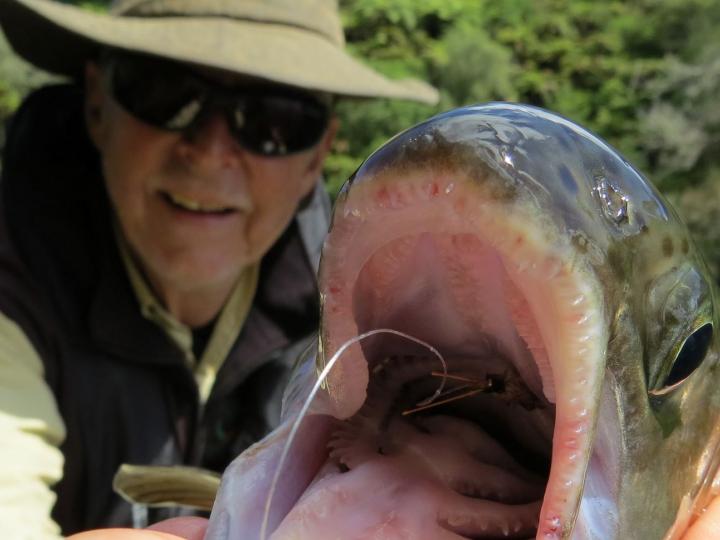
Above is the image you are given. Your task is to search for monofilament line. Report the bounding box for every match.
[259,328,448,540]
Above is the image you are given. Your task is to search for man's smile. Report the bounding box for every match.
[160,190,238,215]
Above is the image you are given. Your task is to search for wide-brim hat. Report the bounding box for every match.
[0,0,439,103]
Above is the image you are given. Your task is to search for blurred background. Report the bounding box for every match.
[2,0,720,274]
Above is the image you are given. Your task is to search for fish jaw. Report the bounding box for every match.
[317,159,609,538]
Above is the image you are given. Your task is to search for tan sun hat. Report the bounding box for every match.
[0,0,439,103]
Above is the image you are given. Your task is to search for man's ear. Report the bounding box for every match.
[306,115,339,176]
[84,61,106,149]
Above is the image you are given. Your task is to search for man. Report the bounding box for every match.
[0,0,437,537]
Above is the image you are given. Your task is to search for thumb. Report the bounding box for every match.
[147,517,208,540]
[683,496,720,540]
[67,516,208,540]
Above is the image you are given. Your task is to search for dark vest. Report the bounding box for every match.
[0,85,328,534]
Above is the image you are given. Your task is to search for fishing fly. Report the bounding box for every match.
[401,371,500,416]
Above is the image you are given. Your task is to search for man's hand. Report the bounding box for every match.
[683,496,720,540]
[63,502,720,540]
[67,517,208,540]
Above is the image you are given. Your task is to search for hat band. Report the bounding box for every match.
[111,0,345,46]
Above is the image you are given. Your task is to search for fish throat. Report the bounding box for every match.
[329,349,550,538]
[318,166,606,539]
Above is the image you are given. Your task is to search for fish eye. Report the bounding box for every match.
[664,323,713,388]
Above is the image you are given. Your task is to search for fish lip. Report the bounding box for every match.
[319,168,607,538]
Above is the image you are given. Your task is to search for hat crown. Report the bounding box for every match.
[110,0,344,45]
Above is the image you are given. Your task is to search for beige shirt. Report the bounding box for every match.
[0,236,258,538]
[0,311,65,539]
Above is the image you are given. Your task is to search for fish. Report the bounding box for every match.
[204,103,720,540]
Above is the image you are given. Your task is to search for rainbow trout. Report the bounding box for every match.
[205,104,720,539]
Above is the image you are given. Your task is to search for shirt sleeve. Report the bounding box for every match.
[0,310,66,539]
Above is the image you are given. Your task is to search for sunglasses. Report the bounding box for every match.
[105,53,331,156]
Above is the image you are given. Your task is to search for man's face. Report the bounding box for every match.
[84,60,336,307]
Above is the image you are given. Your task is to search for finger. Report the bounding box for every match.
[684,497,720,540]
[67,529,181,540]
[148,516,208,540]
[67,517,208,540]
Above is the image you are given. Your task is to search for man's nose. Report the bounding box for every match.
[177,112,243,169]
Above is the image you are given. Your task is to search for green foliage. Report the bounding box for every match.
[668,167,720,279]
[638,46,720,191]
[0,33,57,156]
[332,0,720,196]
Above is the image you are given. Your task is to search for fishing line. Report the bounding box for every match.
[259,328,448,540]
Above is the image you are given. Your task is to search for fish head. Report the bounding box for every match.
[208,104,720,540]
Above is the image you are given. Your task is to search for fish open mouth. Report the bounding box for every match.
[316,164,607,539]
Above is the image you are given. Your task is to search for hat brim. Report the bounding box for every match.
[0,0,439,103]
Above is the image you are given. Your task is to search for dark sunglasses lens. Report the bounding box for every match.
[236,94,329,156]
[110,56,203,130]
[109,55,329,156]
